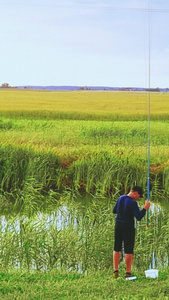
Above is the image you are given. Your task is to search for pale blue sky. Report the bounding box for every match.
[0,0,169,88]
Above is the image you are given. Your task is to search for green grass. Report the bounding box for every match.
[0,115,169,162]
[0,269,169,299]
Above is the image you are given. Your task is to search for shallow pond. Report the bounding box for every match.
[0,197,168,272]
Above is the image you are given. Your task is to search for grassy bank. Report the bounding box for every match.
[0,269,169,299]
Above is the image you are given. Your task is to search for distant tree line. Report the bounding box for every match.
[0,83,17,89]
[1,83,10,88]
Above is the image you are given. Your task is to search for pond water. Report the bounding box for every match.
[0,197,168,272]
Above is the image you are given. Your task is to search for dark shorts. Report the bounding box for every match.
[114,222,135,254]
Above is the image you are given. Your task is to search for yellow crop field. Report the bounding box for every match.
[0,89,169,119]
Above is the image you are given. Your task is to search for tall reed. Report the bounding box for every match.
[0,145,166,205]
[0,197,167,272]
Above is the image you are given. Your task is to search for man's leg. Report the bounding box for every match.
[125,253,133,273]
[113,222,123,278]
[113,251,121,278]
[113,251,121,271]
[124,226,135,276]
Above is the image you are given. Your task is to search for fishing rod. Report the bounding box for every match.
[147,84,150,227]
[147,3,151,228]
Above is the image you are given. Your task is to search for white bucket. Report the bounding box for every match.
[145,269,158,278]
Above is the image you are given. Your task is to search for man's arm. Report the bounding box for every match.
[133,200,150,221]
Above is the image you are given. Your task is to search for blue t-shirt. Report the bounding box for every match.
[113,195,146,226]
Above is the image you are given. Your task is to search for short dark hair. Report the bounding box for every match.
[131,186,143,198]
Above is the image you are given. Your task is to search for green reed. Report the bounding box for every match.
[0,198,113,271]
[0,144,168,206]
[0,195,168,273]
[0,146,145,195]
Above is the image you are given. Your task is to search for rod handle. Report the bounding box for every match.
[147,207,150,227]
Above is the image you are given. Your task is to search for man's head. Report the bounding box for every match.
[129,186,144,200]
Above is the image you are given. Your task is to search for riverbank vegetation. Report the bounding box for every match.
[0,196,167,272]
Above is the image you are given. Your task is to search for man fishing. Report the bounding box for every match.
[113,185,150,278]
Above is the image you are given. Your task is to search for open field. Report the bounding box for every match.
[1,89,169,120]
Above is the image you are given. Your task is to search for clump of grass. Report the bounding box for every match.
[0,146,60,193]
[0,119,13,130]
[68,152,147,195]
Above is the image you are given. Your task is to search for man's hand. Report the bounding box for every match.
[144,200,150,210]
